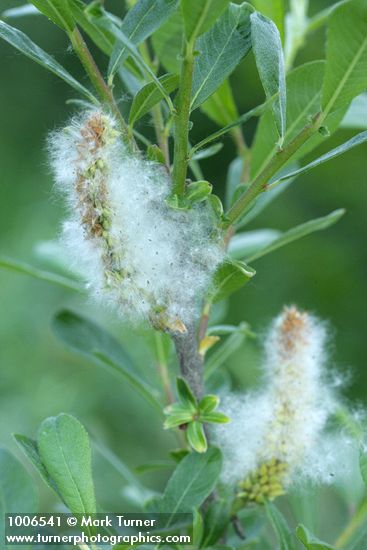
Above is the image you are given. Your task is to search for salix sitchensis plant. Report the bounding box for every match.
[1,1,367,548]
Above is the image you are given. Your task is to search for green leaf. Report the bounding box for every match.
[193,508,204,547]
[265,501,295,550]
[147,144,166,164]
[164,412,194,429]
[29,0,75,31]
[181,0,230,43]
[103,19,174,109]
[341,93,367,129]
[129,73,179,125]
[202,498,231,547]
[52,310,162,413]
[0,255,83,292]
[199,395,219,414]
[252,0,284,41]
[191,3,251,109]
[0,21,96,102]
[359,446,367,487]
[204,322,249,380]
[187,422,208,453]
[151,8,183,73]
[322,0,367,116]
[0,447,38,514]
[185,180,213,203]
[201,412,230,424]
[228,229,281,259]
[296,524,334,550]
[191,143,223,160]
[251,61,344,181]
[246,209,345,263]
[201,80,239,127]
[150,447,222,516]
[250,61,324,180]
[68,0,114,55]
[274,132,367,184]
[210,259,255,303]
[37,414,96,514]
[108,0,178,77]
[177,377,197,408]
[2,4,39,19]
[13,434,62,499]
[251,11,286,142]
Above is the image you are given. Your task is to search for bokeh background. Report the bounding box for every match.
[0,0,366,540]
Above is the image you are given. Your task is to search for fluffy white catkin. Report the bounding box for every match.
[216,306,349,501]
[48,110,223,329]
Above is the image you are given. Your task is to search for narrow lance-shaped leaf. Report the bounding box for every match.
[181,0,230,43]
[2,4,39,19]
[191,3,251,110]
[0,255,83,292]
[192,101,267,156]
[52,310,162,412]
[273,131,367,185]
[29,0,75,32]
[129,73,179,126]
[245,209,345,263]
[251,11,286,143]
[0,20,96,103]
[322,0,367,116]
[228,229,281,260]
[37,414,97,515]
[108,0,178,78]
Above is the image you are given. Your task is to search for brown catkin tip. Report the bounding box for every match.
[278,305,309,357]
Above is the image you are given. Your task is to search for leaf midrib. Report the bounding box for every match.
[165,454,214,524]
[111,0,158,75]
[54,419,90,514]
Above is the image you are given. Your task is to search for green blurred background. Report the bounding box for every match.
[0,0,366,532]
